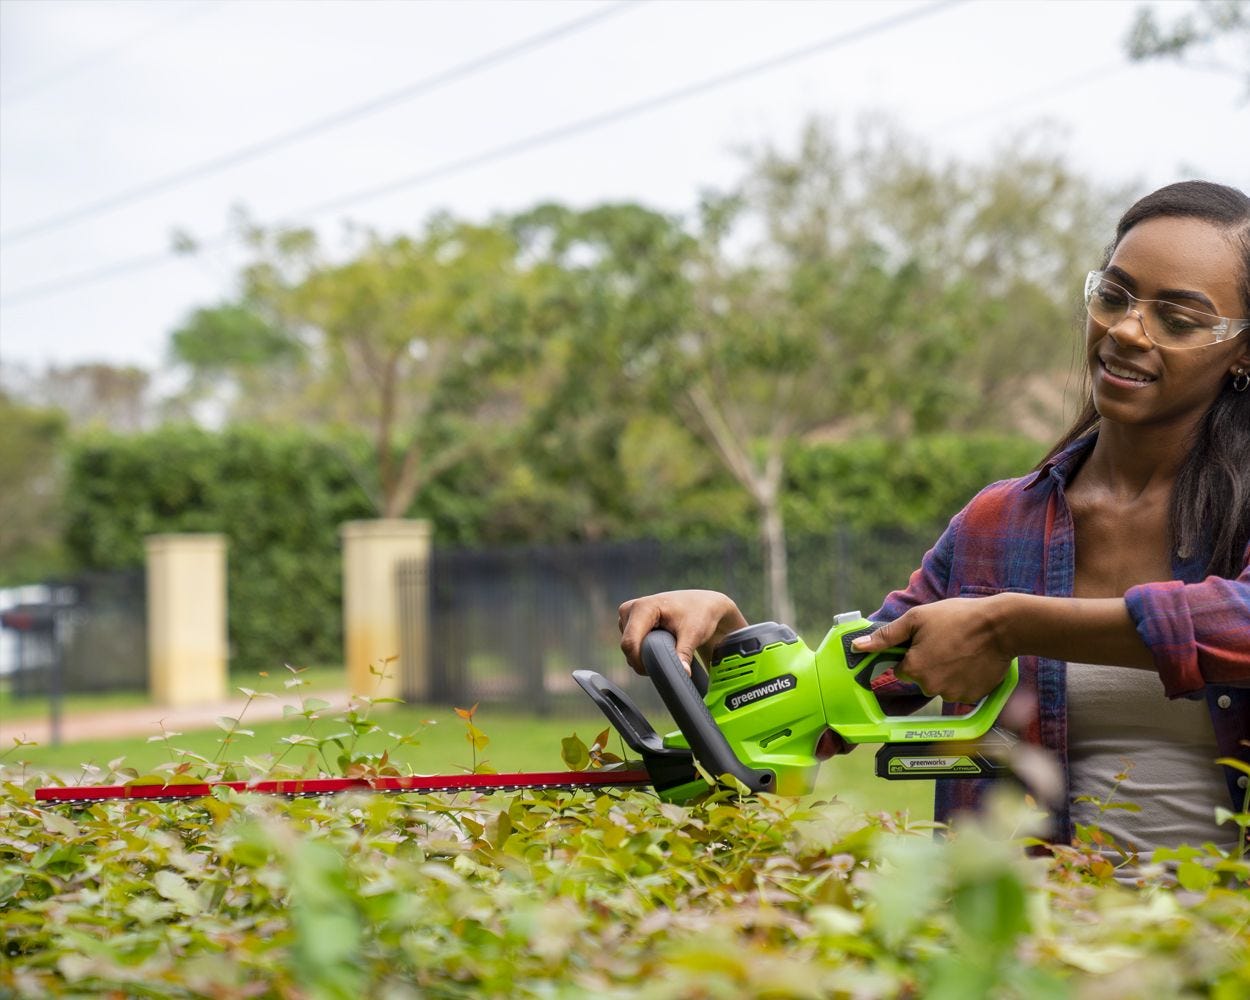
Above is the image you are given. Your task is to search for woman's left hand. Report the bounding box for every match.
[851,597,1014,704]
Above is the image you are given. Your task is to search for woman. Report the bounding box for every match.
[618,180,1250,854]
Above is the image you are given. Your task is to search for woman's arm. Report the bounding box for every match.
[1124,547,1250,696]
[856,572,1250,703]
[855,594,1152,704]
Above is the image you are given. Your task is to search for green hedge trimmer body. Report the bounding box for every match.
[579,610,1019,802]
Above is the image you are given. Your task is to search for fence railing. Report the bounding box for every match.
[405,529,934,713]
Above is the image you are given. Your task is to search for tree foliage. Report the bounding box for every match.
[3,362,155,434]
[172,213,532,517]
[1127,0,1250,94]
[22,115,1126,629]
[650,120,1119,621]
[0,394,69,586]
[502,202,709,541]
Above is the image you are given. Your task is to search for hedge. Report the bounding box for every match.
[5,760,1248,997]
[63,426,375,675]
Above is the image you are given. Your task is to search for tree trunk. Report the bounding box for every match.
[757,452,794,626]
[682,384,795,625]
[761,499,793,626]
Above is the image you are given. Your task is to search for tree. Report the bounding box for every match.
[168,303,306,425]
[1126,0,1250,95]
[656,119,1120,622]
[7,361,155,433]
[171,213,531,518]
[502,202,741,543]
[0,393,68,584]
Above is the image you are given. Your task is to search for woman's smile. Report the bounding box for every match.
[1097,355,1157,387]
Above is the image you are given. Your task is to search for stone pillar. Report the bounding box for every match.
[340,520,431,700]
[145,534,228,706]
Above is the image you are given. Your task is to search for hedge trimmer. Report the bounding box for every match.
[35,611,1018,805]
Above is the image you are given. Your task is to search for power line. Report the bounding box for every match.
[0,0,966,309]
[934,62,1129,133]
[297,0,969,221]
[0,0,641,246]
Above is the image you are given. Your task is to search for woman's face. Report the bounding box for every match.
[1086,214,1250,432]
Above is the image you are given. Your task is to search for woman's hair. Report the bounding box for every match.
[1039,180,1250,578]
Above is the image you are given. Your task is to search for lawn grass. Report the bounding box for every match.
[0,666,348,725]
[2,694,932,818]
[0,684,152,719]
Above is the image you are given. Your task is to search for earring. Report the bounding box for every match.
[1234,368,1250,393]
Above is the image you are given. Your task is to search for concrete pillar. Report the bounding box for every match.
[340,519,430,700]
[145,534,228,707]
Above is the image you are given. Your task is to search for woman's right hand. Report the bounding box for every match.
[618,590,748,675]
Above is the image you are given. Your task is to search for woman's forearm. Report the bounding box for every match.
[990,593,1155,670]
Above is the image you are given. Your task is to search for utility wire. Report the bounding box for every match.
[0,0,965,308]
[0,0,641,246]
[934,61,1128,133]
[297,0,967,221]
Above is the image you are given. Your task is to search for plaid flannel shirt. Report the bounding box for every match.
[871,434,1250,843]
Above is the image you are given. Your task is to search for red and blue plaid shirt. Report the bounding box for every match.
[872,434,1250,843]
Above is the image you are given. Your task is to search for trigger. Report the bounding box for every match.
[854,654,903,691]
[814,729,841,760]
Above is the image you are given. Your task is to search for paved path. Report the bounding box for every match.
[1,691,351,747]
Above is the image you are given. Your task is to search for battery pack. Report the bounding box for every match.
[874,726,1017,780]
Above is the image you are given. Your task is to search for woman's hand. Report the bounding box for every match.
[851,597,1014,704]
[618,590,748,675]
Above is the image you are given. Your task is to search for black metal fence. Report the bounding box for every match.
[405,528,934,713]
[1,569,147,699]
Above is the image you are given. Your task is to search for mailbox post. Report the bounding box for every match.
[0,603,61,745]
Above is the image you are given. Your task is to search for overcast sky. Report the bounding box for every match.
[1,0,1247,377]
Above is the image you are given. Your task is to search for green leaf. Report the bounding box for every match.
[561,734,590,771]
[39,810,80,838]
[465,723,490,751]
[1177,859,1218,891]
[1214,807,1250,827]
[125,896,176,926]
[951,871,1030,952]
[0,873,24,904]
[153,870,203,916]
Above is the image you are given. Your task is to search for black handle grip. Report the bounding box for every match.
[842,619,908,691]
[640,630,775,794]
[689,654,710,697]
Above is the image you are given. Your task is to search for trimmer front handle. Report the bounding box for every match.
[640,630,777,794]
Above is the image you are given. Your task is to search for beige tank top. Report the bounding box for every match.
[1067,661,1234,857]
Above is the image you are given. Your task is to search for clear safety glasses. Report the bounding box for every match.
[1084,270,1250,349]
